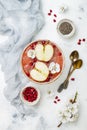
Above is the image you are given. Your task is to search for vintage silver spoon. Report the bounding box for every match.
[57,59,83,93]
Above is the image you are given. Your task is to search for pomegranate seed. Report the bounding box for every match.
[71,78,75,81]
[54,101,57,104]
[53,45,56,48]
[30,88,34,92]
[26,73,30,77]
[34,94,37,98]
[50,9,52,13]
[54,14,57,17]
[77,41,81,45]
[57,99,60,101]
[33,58,37,62]
[58,52,62,56]
[23,95,28,100]
[79,39,81,42]
[29,62,33,66]
[53,19,56,22]
[82,38,86,42]
[42,40,46,45]
[55,96,58,99]
[30,44,35,49]
[48,13,51,16]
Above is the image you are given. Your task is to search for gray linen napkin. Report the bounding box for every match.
[0,0,44,115]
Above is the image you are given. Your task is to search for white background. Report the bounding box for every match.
[0,0,87,130]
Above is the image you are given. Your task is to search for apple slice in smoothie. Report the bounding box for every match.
[35,43,54,62]
[30,61,49,82]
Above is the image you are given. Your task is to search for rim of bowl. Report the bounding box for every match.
[57,19,76,38]
[20,39,65,85]
[20,86,40,106]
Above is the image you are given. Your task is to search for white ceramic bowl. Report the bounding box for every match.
[57,19,76,38]
[20,86,40,106]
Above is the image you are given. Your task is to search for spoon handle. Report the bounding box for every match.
[57,63,73,92]
[57,68,75,92]
[64,66,75,89]
[64,68,75,85]
[67,68,75,79]
[66,62,73,79]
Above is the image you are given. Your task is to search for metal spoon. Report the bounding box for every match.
[64,50,79,89]
[57,50,79,92]
[57,59,83,93]
[64,59,83,81]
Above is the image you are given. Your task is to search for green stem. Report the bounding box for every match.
[73,92,78,103]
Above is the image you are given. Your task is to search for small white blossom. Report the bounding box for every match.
[58,92,79,127]
[49,62,60,74]
[59,4,68,13]
[59,104,79,124]
[27,49,36,59]
[59,111,69,123]
[66,102,79,115]
[64,109,71,118]
[69,113,79,122]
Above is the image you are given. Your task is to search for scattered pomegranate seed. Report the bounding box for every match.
[54,101,57,104]
[57,99,60,101]
[79,39,81,42]
[55,96,58,99]
[71,78,75,81]
[54,14,57,17]
[77,42,81,45]
[82,38,86,42]
[48,13,51,16]
[50,9,52,13]
[53,19,56,22]
[77,38,86,45]
[54,96,61,104]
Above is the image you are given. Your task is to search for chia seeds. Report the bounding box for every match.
[59,22,73,35]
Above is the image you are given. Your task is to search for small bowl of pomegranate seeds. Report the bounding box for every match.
[20,86,40,106]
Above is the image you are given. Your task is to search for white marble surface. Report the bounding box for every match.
[0,0,87,130]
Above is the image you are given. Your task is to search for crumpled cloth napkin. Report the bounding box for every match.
[0,0,44,115]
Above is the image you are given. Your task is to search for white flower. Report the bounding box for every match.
[59,111,70,123]
[27,49,36,59]
[64,109,71,118]
[58,92,79,127]
[59,102,79,124]
[49,62,60,74]
[59,4,68,13]
[69,113,79,122]
[66,102,79,115]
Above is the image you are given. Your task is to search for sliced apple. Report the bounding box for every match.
[30,61,49,82]
[35,43,54,62]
